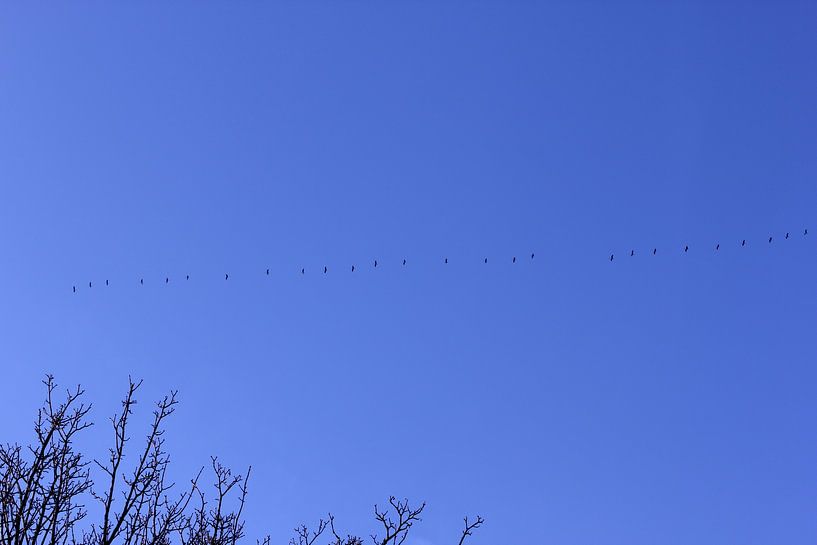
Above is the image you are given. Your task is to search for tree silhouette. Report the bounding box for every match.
[1,376,483,545]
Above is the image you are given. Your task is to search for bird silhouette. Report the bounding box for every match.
[324,266,327,274]
[786,232,790,239]
[630,250,634,257]
[445,258,448,264]
[742,239,746,246]
[684,245,689,252]
[768,236,773,243]
[610,254,614,261]
[140,278,143,285]
[402,259,406,266]
[484,258,488,263]
[531,253,534,259]
[266,268,269,275]
[186,275,189,280]
[715,244,720,250]
[225,273,229,280]
[805,229,809,235]
[374,260,378,267]
[301,268,305,274]
[166,277,169,284]
[512,256,516,263]
[72,286,76,293]
[106,279,109,286]
[653,248,657,255]
[89,281,92,288]
[351,265,355,272]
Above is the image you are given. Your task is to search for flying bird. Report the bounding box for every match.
[374,260,378,267]
[186,275,189,280]
[512,256,516,263]
[266,268,269,275]
[225,273,229,280]
[301,268,305,274]
[805,228,809,235]
[768,236,773,243]
[653,248,657,255]
[166,277,169,284]
[484,258,488,263]
[742,240,746,246]
[531,253,534,259]
[324,266,327,274]
[610,254,614,261]
[402,259,406,266]
[785,232,790,239]
[684,246,688,252]
[715,244,720,250]
[140,278,144,285]
[89,281,92,288]
[351,265,355,272]
[106,279,109,286]
[72,286,76,293]
[630,250,634,257]
[445,258,448,264]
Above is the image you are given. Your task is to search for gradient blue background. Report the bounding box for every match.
[1,2,816,544]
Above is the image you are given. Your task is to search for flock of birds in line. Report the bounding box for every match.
[610,228,808,261]
[71,229,810,293]
[73,254,534,292]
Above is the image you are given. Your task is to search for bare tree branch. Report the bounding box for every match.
[457,516,484,545]
[1,377,485,545]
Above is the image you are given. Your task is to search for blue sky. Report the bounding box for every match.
[1,2,816,544]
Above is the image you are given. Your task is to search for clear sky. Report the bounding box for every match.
[1,2,816,544]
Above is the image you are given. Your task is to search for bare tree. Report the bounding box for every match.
[295,499,483,545]
[0,376,92,545]
[1,377,484,545]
